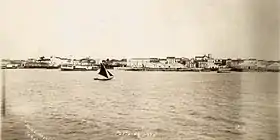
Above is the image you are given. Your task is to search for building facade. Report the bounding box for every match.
[194,54,217,68]
[230,59,244,68]
[150,58,160,63]
[166,57,176,64]
[127,58,150,68]
[237,59,258,70]
[267,62,280,71]
[159,59,167,64]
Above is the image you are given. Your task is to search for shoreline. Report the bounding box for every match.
[1,68,280,73]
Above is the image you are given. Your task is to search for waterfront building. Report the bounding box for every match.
[146,62,165,68]
[127,57,186,69]
[59,57,97,68]
[165,63,185,68]
[101,59,127,68]
[79,58,96,66]
[180,57,199,68]
[179,57,193,68]
[111,59,125,67]
[256,60,268,69]
[50,56,70,66]
[225,59,232,67]
[194,55,208,68]
[197,61,208,68]
[267,62,280,71]
[127,58,150,68]
[150,58,160,63]
[207,58,217,69]
[175,58,181,63]
[24,60,49,68]
[27,56,68,67]
[244,58,258,65]
[27,58,37,62]
[194,54,217,68]
[189,58,196,68]
[195,55,208,61]
[237,59,258,70]
[118,59,128,67]
[194,55,207,68]
[214,59,223,66]
[159,59,167,64]
[166,57,176,64]
[230,59,244,68]
[179,57,188,65]
[74,59,82,65]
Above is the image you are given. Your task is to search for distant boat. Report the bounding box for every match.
[217,67,231,73]
[2,64,21,69]
[94,63,114,81]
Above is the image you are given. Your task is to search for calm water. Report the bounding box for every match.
[2,69,279,140]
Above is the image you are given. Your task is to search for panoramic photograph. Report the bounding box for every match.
[1,0,279,140]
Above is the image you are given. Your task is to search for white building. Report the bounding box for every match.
[146,62,165,68]
[207,58,218,69]
[50,56,70,66]
[165,63,185,68]
[166,57,176,64]
[194,54,217,68]
[127,58,150,68]
[195,55,209,61]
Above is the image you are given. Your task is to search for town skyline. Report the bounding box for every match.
[2,52,280,72]
[1,0,279,60]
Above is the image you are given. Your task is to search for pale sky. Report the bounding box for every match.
[1,0,279,60]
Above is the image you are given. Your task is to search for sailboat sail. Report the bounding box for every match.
[108,71,113,76]
[98,64,109,78]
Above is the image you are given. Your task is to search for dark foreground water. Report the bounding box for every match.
[1,69,279,140]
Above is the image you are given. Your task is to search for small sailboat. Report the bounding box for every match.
[94,63,114,81]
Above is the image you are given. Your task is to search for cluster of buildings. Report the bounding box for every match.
[127,54,280,72]
[127,54,219,69]
[1,54,280,72]
[1,56,127,69]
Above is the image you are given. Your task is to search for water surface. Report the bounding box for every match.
[2,69,279,140]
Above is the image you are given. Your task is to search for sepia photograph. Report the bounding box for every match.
[1,0,279,140]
